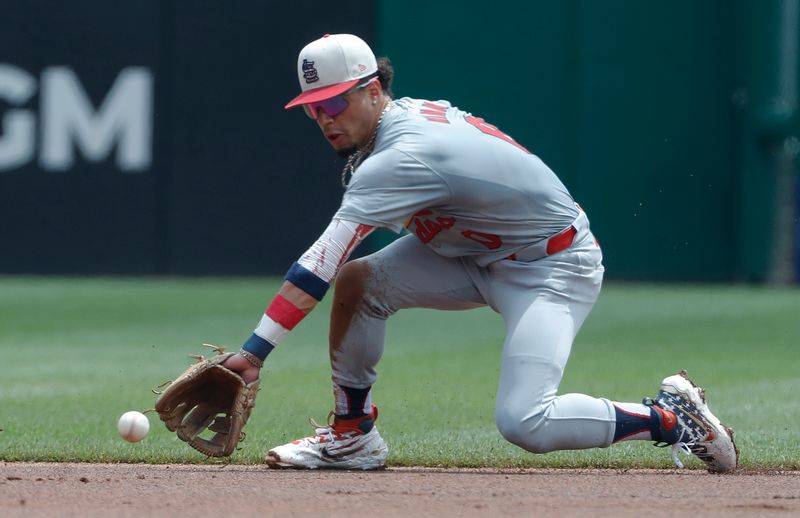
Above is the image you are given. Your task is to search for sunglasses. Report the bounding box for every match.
[303,77,377,120]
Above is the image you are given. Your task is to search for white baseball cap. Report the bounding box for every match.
[285,34,378,109]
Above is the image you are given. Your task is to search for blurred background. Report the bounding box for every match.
[0,0,797,283]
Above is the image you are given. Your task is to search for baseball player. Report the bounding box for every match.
[222,34,738,472]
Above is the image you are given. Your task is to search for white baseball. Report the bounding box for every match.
[117,411,150,442]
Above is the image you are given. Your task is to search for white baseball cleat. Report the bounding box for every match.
[265,405,388,470]
[646,370,739,473]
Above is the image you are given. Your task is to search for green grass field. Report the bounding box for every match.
[1,276,798,470]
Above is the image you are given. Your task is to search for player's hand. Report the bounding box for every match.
[223,353,261,384]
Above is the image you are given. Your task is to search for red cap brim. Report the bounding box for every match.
[284,79,360,109]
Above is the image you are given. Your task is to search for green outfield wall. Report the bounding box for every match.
[0,1,796,281]
[377,0,799,282]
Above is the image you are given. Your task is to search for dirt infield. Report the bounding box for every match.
[1,463,798,517]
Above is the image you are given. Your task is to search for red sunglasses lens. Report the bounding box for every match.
[304,95,349,119]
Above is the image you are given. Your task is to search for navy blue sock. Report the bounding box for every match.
[649,404,678,444]
[336,385,371,419]
[612,404,653,442]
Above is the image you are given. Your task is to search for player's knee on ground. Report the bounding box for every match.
[495,404,555,454]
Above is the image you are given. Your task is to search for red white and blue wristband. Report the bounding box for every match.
[241,262,332,361]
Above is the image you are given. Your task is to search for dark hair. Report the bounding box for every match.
[376,57,394,99]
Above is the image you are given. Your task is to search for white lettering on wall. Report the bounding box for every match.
[0,64,37,171]
[0,65,153,173]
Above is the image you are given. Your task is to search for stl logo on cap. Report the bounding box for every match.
[285,34,378,110]
[302,59,319,84]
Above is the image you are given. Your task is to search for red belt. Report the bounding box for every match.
[506,225,578,262]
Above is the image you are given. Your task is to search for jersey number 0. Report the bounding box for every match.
[465,116,530,154]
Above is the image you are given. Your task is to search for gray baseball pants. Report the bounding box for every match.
[330,227,616,453]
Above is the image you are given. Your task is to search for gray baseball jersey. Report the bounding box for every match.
[335,97,579,266]
[329,98,613,457]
